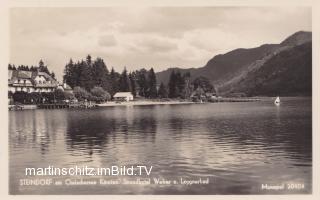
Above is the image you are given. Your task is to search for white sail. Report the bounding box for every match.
[274,96,280,105]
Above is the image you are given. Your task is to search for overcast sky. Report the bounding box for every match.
[10,7,311,81]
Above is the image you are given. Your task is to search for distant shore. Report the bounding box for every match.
[8,97,266,110]
[97,100,194,107]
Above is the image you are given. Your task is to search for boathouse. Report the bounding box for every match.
[113,92,134,102]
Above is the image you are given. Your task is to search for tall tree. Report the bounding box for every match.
[147,68,157,98]
[86,54,92,67]
[129,72,136,97]
[18,65,30,71]
[78,60,94,90]
[51,71,56,80]
[136,69,148,97]
[30,66,37,71]
[175,71,185,98]
[183,72,192,99]
[38,59,50,74]
[192,76,214,93]
[168,70,177,98]
[92,57,110,91]
[158,82,168,98]
[63,59,78,88]
[119,68,130,92]
[110,67,119,96]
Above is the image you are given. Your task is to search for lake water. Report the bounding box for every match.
[9,97,312,194]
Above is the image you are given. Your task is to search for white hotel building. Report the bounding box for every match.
[8,70,59,93]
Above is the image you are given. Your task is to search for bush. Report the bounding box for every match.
[29,92,43,104]
[11,86,110,104]
[12,92,44,104]
[8,91,13,98]
[73,86,90,101]
[41,92,55,103]
[64,91,75,100]
[54,88,66,102]
[12,91,28,104]
[90,86,111,102]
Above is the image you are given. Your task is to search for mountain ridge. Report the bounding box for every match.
[156,31,312,96]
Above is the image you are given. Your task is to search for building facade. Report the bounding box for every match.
[113,92,134,102]
[8,70,59,93]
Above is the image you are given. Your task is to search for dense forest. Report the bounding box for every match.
[231,42,312,96]
[63,55,215,100]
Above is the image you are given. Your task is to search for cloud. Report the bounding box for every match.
[9,7,311,80]
[135,36,178,53]
[98,34,117,47]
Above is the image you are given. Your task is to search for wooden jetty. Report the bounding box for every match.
[37,103,97,109]
[9,104,37,111]
[9,104,24,111]
[37,104,70,109]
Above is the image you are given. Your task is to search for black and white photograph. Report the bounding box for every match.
[5,2,316,196]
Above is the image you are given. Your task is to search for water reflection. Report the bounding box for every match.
[9,97,312,194]
[9,110,68,156]
[64,107,158,160]
[65,111,110,155]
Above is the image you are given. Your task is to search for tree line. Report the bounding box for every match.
[9,55,216,103]
[63,55,216,100]
[8,60,56,80]
[63,55,218,100]
[63,55,160,98]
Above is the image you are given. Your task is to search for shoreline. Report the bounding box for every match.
[97,101,194,107]
[8,100,195,110]
[14,97,307,110]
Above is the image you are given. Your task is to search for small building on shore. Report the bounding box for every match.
[113,92,134,102]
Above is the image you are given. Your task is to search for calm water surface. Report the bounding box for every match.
[9,97,312,194]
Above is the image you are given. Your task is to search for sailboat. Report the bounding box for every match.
[274,96,280,105]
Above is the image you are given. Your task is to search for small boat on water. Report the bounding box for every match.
[274,96,280,105]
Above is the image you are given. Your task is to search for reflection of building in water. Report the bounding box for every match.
[9,110,67,156]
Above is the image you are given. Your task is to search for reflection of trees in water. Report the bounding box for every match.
[114,107,157,144]
[131,117,157,143]
[65,114,111,155]
[65,108,157,156]
[169,118,184,133]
